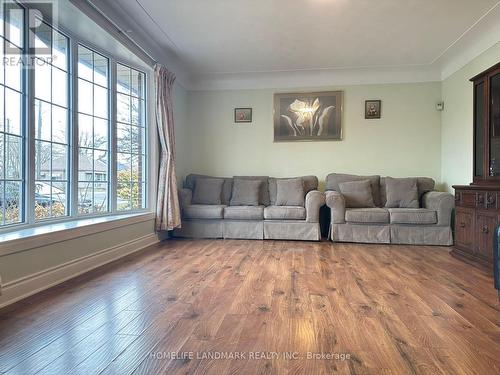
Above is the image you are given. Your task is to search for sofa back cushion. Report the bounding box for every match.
[230,179,262,206]
[275,178,305,206]
[380,177,435,207]
[192,177,225,205]
[233,176,270,206]
[338,180,375,208]
[269,175,318,205]
[384,177,419,208]
[185,174,233,205]
[325,173,381,207]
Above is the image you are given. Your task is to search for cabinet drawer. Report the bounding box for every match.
[454,208,474,251]
[456,191,485,208]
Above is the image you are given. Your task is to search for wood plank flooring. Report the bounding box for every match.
[0,239,499,374]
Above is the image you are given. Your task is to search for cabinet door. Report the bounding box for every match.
[455,209,474,252]
[475,211,496,261]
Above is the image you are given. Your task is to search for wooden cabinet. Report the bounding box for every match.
[452,62,500,269]
[453,185,500,267]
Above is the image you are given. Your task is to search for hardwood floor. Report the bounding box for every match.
[0,239,499,375]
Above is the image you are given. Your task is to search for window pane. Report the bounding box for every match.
[117,123,130,153]
[5,135,21,179]
[35,140,51,180]
[5,88,21,135]
[116,64,130,95]
[5,181,21,224]
[78,45,93,81]
[131,70,144,98]
[52,67,68,107]
[51,181,67,217]
[78,78,93,115]
[51,143,67,180]
[93,118,108,150]
[78,114,93,148]
[52,30,68,71]
[4,46,21,90]
[78,181,92,214]
[34,100,51,141]
[34,19,51,51]
[94,53,108,87]
[117,182,131,211]
[93,85,108,118]
[35,59,51,101]
[116,93,130,123]
[5,4,23,48]
[94,183,108,213]
[0,135,4,179]
[52,105,68,144]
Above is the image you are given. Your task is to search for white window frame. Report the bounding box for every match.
[0,3,151,235]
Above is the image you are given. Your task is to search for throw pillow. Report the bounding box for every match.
[338,180,375,208]
[384,177,419,208]
[230,179,262,206]
[275,178,305,206]
[192,178,224,205]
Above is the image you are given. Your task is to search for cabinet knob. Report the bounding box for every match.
[487,195,495,207]
[482,225,489,234]
[460,222,466,228]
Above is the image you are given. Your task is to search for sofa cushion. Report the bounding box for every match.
[344,208,390,224]
[269,176,318,205]
[389,208,437,225]
[233,176,270,206]
[191,178,224,205]
[325,173,381,207]
[275,178,304,206]
[264,206,306,220]
[185,174,233,205]
[224,205,264,220]
[384,177,419,208]
[183,204,226,219]
[380,177,435,207]
[338,180,375,208]
[230,179,262,206]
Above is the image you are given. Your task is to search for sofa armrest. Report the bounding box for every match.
[305,190,325,223]
[423,191,454,226]
[325,191,346,224]
[178,188,192,210]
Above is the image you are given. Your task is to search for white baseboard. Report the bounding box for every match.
[0,233,160,309]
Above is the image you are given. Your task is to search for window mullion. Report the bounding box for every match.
[25,10,35,226]
[110,59,117,213]
[70,39,79,218]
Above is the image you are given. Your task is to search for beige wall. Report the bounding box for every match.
[441,42,500,191]
[178,82,443,189]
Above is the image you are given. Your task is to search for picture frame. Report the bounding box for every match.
[273,91,343,142]
[365,100,381,119]
[234,108,252,123]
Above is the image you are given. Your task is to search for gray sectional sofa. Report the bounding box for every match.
[325,173,454,245]
[173,174,325,241]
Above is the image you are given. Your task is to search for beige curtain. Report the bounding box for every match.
[155,65,181,231]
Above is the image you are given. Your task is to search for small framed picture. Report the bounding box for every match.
[365,100,381,119]
[234,108,252,123]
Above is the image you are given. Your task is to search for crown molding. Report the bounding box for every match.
[436,2,500,80]
[189,65,442,91]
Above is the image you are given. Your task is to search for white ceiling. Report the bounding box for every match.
[94,0,500,88]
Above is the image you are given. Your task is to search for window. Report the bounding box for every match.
[116,64,146,211]
[0,1,24,227]
[77,45,110,215]
[0,4,149,233]
[33,21,70,220]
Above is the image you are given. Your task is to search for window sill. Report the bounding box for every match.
[0,212,155,256]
